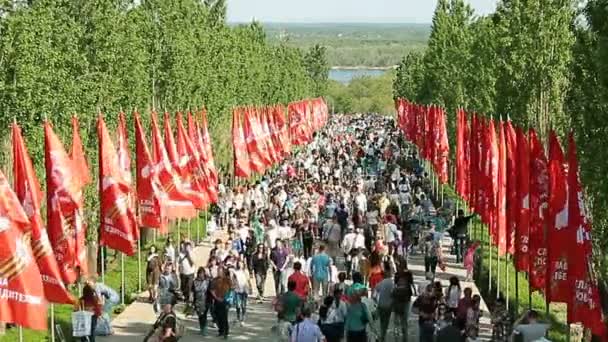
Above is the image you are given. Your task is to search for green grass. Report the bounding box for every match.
[0,215,209,342]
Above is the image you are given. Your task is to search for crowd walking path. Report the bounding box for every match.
[100,234,491,341]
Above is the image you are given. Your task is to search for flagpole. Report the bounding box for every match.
[50,304,55,342]
[18,326,22,342]
[506,255,510,310]
[137,236,142,292]
[121,252,125,305]
[101,245,105,284]
[497,248,501,299]
[195,217,200,245]
[187,218,192,241]
[488,229,493,293]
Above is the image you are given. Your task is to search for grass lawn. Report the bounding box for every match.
[0,215,209,342]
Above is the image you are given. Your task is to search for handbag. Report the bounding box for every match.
[72,310,93,337]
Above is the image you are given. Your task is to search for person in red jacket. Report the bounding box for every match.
[288,261,310,299]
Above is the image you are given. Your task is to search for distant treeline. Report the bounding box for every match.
[266,23,430,67]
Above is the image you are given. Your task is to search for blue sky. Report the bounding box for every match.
[227,0,498,24]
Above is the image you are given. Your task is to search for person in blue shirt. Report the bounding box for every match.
[310,245,332,301]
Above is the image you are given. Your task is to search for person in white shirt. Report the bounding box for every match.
[238,223,250,244]
[354,228,366,250]
[445,276,462,314]
[384,221,399,246]
[265,220,279,250]
[342,226,357,256]
[355,191,367,214]
[278,220,293,241]
[178,241,196,302]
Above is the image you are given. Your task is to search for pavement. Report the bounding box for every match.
[99,233,492,342]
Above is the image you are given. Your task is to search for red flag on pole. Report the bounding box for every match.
[515,127,530,272]
[71,116,91,186]
[134,112,167,232]
[150,112,200,217]
[456,109,469,200]
[504,121,518,255]
[243,107,267,174]
[177,112,210,209]
[117,112,139,241]
[469,114,479,212]
[164,112,183,177]
[199,108,218,190]
[45,122,87,284]
[435,107,450,184]
[0,170,47,330]
[567,133,606,338]
[274,106,291,157]
[232,108,251,178]
[497,120,507,256]
[528,129,548,291]
[546,131,569,302]
[98,116,137,256]
[13,123,74,304]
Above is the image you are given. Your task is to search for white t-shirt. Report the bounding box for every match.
[266,228,279,249]
[239,226,250,242]
[278,225,293,240]
[354,233,366,250]
[355,193,367,213]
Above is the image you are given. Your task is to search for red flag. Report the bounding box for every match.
[528,129,548,291]
[243,107,267,174]
[256,108,273,167]
[504,121,518,255]
[0,170,47,330]
[546,131,569,302]
[150,112,201,216]
[13,124,74,304]
[176,112,210,208]
[134,112,167,232]
[268,106,282,162]
[456,109,468,200]
[98,116,137,256]
[434,107,449,184]
[289,101,308,146]
[45,122,87,284]
[515,127,531,272]
[232,108,251,178]
[70,116,91,186]
[274,106,291,156]
[567,133,606,337]
[469,114,479,212]
[163,112,182,177]
[199,108,218,189]
[117,112,139,241]
[497,121,507,256]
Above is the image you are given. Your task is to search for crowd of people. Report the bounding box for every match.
[138,114,548,342]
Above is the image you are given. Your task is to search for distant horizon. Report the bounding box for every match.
[228,20,432,25]
[227,0,497,25]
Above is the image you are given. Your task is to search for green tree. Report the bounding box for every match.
[304,44,329,97]
[494,0,575,136]
[393,51,425,101]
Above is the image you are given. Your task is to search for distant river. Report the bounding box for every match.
[329,68,388,84]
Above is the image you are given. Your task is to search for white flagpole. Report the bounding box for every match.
[137,236,142,292]
[121,252,125,305]
[50,304,55,342]
[101,246,105,284]
[18,326,23,342]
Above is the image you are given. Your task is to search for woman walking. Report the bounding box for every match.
[146,246,162,303]
[231,259,252,326]
[192,267,210,335]
[445,276,461,316]
[252,244,269,303]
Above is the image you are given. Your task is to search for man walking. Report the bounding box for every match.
[310,245,331,300]
[270,240,289,296]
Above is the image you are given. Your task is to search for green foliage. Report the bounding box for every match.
[326,71,395,115]
[0,1,323,338]
[304,44,330,97]
[265,23,430,67]
[394,0,608,335]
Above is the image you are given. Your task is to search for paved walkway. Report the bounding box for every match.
[99,232,492,341]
